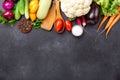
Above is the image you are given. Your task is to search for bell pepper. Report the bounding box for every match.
[29,0,39,21]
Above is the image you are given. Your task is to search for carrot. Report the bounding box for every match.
[118,7,120,12]
[104,15,116,31]
[97,16,108,32]
[106,14,120,38]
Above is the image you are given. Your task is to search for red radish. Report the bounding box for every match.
[81,15,86,27]
[76,17,82,25]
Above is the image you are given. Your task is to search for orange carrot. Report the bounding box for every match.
[97,16,108,32]
[106,14,120,38]
[104,15,116,31]
[118,7,120,12]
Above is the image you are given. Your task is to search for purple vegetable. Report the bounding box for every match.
[3,10,14,20]
[2,0,14,10]
[86,2,100,24]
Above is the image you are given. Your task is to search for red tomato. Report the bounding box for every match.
[54,19,64,33]
[65,20,72,32]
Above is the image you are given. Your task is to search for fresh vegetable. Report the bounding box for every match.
[118,7,120,12]
[41,2,56,31]
[97,16,108,32]
[86,2,100,24]
[18,0,25,15]
[76,17,86,31]
[3,10,14,20]
[104,16,116,31]
[54,0,65,33]
[69,17,76,21]
[0,16,7,24]
[72,25,83,37]
[24,0,29,19]
[2,0,14,20]
[0,15,16,26]
[29,0,39,13]
[37,0,52,19]
[65,19,72,32]
[0,10,16,26]
[76,17,82,25]
[29,0,39,21]
[18,18,32,33]
[2,0,14,10]
[8,19,16,26]
[106,14,120,38]
[60,0,92,18]
[81,16,86,27]
[32,19,42,29]
[29,13,36,22]
[14,2,21,20]
[0,0,120,38]
[94,0,120,16]
[97,7,120,38]
[54,19,64,33]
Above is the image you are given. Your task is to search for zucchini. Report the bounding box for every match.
[37,0,52,19]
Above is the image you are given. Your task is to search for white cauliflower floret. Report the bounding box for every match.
[60,0,92,18]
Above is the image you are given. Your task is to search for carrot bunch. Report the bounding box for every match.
[97,7,120,38]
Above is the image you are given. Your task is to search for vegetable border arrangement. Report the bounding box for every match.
[0,0,120,38]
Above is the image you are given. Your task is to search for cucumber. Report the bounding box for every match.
[15,2,21,20]
[18,0,25,15]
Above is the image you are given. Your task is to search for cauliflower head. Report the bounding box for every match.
[60,0,92,18]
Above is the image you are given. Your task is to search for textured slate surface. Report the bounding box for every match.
[1,0,120,80]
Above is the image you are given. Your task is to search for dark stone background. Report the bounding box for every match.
[0,0,120,80]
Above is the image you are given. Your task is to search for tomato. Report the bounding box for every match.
[54,19,64,33]
[65,20,72,32]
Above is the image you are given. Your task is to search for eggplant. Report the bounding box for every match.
[86,2,100,24]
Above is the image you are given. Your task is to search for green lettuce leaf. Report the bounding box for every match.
[94,0,120,16]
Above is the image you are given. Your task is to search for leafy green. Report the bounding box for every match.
[94,0,120,16]
[0,10,3,14]
[32,19,42,29]
[0,16,7,24]
[69,17,76,21]
[0,16,16,26]
[8,19,16,27]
